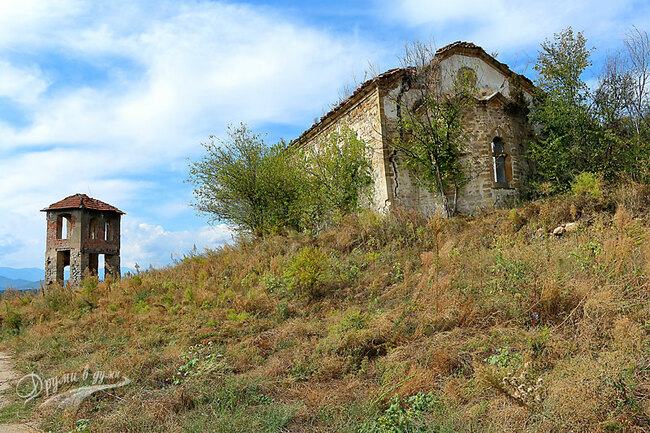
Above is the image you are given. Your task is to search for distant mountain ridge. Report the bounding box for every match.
[0,276,40,291]
[0,266,137,291]
[0,267,44,282]
[0,267,42,291]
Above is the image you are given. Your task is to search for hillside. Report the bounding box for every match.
[0,184,649,432]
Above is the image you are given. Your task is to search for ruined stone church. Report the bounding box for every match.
[293,41,535,215]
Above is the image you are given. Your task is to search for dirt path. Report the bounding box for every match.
[0,353,39,432]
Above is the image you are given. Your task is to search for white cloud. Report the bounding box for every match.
[0,61,49,105]
[381,0,648,53]
[0,0,381,269]
[121,221,234,268]
[0,0,83,48]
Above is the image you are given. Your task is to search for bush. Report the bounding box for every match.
[188,123,373,237]
[188,124,305,236]
[571,172,603,200]
[2,304,22,333]
[297,124,373,230]
[284,246,331,299]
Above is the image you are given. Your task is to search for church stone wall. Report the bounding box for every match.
[295,47,535,217]
[297,86,391,212]
[456,97,533,214]
[377,55,533,216]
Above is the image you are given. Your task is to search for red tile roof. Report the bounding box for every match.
[41,194,125,214]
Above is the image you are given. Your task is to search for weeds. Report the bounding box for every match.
[0,184,648,431]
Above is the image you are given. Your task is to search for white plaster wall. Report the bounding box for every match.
[439,54,532,101]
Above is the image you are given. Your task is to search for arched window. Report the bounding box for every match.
[456,66,477,90]
[492,137,507,184]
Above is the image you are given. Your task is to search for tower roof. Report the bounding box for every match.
[41,194,125,214]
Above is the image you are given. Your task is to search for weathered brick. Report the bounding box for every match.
[42,194,123,286]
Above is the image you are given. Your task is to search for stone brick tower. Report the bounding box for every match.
[42,194,124,286]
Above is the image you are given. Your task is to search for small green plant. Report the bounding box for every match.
[184,286,196,305]
[391,262,404,281]
[226,309,250,322]
[276,301,290,320]
[571,172,603,200]
[263,275,286,294]
[491,241,530,294]
[509,208,527,230]
[485,347,523,369]
[341,310,367,331]
[74,418,90,432]
[358,392,440,433]
[2,304,22,333]
[132,300,150,314]
[289,361,316,382]
[173,343,222,385]
[569,240,603,271]
[161,292,175,307]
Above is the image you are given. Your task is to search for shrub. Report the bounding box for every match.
[188,123,305,236]
[296,124,374,230]
[571,172,603,200]
[188,123,373,237]
[2,305,22,333]
[133,300,150,314]
[284,246,331,299]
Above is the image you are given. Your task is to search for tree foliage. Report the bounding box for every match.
[188,124,303,236]
[188,123,373,236]
[392,41,478,217]
[528,27,650,195]
[297,126,373,228]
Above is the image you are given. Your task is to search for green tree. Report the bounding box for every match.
[392,41,478,217]
[529,27,650,192]
[297,125,373,229]
[528,27,600,193]
[188,124,304,237]
[188,123,373,236]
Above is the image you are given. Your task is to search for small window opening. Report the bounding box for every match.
[57,215,72,240]
[89,253,99,276]
[492,137,507,184]
[104,221,113,241]
[456,66,477,90]
[89,218,99,240]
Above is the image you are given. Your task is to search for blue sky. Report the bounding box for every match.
[0,0,648,270]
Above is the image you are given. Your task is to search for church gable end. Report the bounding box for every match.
[294,41,535,216]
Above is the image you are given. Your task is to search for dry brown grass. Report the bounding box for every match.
[0,184,649,431]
